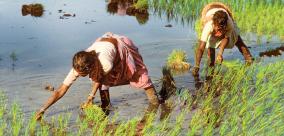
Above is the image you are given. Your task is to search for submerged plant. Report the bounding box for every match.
[10,51,17,70]
[10,51,17,62]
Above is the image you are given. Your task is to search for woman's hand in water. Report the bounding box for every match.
[35,108,45,120]
[80,96,94,109]
[192,66,200,76]
[216,55,223,64]
[87,95,94,105]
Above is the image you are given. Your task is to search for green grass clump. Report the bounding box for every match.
[222,60,242,70]
[11,102,24,136]
[167,49,190,71]
[24,113,37,136]
[0,92,7,136]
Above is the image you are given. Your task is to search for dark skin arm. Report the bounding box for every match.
[192,41,206,76]
[35,84,70,120]
[216,37,229,64]
[36,82,101,120]
[86,82,101,104]
[193,36,228,75]
[194,41,206,68]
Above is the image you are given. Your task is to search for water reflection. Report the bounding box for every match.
[10,51,18,71]
[107,0,133,15]
[106,0,149,25]
[150,0,197,26]
[21,3,44,17]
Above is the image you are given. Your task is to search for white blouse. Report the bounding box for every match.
[63,41,116,86]
[200,8,234,42]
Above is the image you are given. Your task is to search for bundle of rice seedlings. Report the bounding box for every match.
[167,49,191,71]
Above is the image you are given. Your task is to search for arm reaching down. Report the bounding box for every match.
[86,82,101,105]
[36,84,70,120]
[216,37,229,64]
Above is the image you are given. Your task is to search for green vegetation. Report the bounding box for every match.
[1,60,283,135]
[166,49,190,71]
[149,0,284,40]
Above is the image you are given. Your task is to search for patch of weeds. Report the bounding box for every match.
[10,102,24,136]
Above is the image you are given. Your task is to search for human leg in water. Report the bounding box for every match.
[99,89,111,115]
[137,87,160,130]
[235,36,254,65]
[207,47,216,67]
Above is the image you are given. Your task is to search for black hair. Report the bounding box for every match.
[213,10,228,30]
[72,51,94,73]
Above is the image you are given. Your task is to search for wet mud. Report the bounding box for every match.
[259,45,284,57]
[21,3,44,17]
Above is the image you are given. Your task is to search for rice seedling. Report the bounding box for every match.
[0,121,6,136]
[50,113,71,135]
[0,92,7,136]
[76,116,88,135]
[166,49,190,71]
[10,102,23,136]
[140,112,156,135]
[169,110,186,136]
[24,113,37,136]
[38,122,49,136]
[112,118,139,136]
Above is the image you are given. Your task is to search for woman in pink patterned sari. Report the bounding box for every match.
[36,32,159,120]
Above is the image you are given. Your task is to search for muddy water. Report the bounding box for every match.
[0,0,283,126]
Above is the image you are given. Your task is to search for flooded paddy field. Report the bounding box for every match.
[0,0,283,135]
